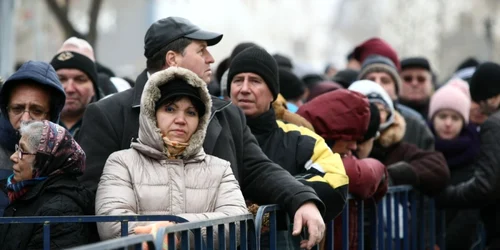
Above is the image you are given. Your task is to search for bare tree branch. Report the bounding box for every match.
[45,0,84,39]
[87,0,103,46]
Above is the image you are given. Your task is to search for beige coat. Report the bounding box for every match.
[95,67,248,240]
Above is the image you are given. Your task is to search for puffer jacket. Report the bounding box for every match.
[95,68,248,241]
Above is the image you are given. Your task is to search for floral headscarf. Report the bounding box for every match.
[7,121,85,203]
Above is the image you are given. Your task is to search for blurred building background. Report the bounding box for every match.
[1,0,500,83]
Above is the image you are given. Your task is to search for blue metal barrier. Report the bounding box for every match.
[66,234,156,250]
[0,215,189,250]
[153,213,255,250]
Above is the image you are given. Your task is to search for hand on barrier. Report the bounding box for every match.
[134,221,179,250]
[292,201,325,249]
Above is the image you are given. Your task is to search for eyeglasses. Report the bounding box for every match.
[402,75,428,83]
[7,105,48,120]
[15,144,36,160]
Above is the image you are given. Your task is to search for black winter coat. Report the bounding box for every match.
[438,110,500,247]
[77,69,324,218]
[0,175,93,250]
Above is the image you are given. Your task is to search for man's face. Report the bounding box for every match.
[230,72,274,118]
[57,68,95,117]
[7,83,51,130]
[175,40,215,83]
[399,68,433,101]
[364,71,398,100]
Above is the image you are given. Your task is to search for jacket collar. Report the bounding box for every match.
[246,108,278,136]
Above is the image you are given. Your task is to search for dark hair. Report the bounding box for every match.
[346,50,355,61]
[146,38,193,73]
[157,95,202,117]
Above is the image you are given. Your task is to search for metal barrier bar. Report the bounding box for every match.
[394,192,401,250]
[418,195,425,250]
[65,234,155,250]
[436,209,446,249]
[357,200,364,250]
[402,190,410,250]
[386,193,393,250]
[0,214,189,224]
[341,203,349,250]
[43,222,50,250]
[429,199,436,249]
[153,214,254,250]
[377,199,385,250]
[411,191,418,250]
[326,220,334,250]
[254,204,280,250]
[370,200,378,250]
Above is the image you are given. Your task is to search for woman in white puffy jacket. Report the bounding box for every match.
[95,67,248,241]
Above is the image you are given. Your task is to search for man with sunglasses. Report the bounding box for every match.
[0,61,66,216]
[399,57,434,118]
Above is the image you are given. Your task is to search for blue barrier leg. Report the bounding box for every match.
[358,200,364,250]
[370,201,378,250]
[403,191,410,250]
[394,192,401,250]
[418,195,425,250]
[207,226,214,250]
[240,220,247,250]
[326,220,334,250]
[218,224,226,250]
[437,209,446,250]
[121,221,128,237]
[341,203,349,250]
[229,222,237,250]
[411,192,418,250]
[378,199,385,250]
[193,228,203,250]
[181,231,189,250]
[270,211,277,250]
[429,199,436,249]
[386,193,393,250]
[43,222,50,250]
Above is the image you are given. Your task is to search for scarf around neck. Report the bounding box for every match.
[431,123,481,169]
[6,174,47,203]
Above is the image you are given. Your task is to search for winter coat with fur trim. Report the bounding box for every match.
[95,68,248,241]
[370,111,449,196]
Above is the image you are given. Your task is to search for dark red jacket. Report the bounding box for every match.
[298,89,388,250]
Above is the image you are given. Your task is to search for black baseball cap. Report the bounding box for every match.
[144,17,223,58]
[400,57,431,71]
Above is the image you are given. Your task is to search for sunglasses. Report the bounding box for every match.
[402,75,427,83]
[15,144,36,160]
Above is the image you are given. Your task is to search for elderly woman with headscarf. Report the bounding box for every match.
[0,120,92,250]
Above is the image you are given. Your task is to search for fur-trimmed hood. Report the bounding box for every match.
[132,67,212,160]
[378,110,406,147]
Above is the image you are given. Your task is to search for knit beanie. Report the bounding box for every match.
[230,42,258,61]
[332,69,359,88]
[469,62,500,102]
[273,54,293,69]
[428,78,470,123]
[228,46,279,101]
[353,37,400,70]
[358,55,402,96]
[50,51,101,101]
[279,68,305,100]
[349,80,395,131]
[363,102,381,142]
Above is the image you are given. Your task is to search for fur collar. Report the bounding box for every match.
[378,110,406,147]
[132,67,212,160]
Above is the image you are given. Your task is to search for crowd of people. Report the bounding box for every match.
[0,15,499,250]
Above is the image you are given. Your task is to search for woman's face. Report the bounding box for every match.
[433,109,464,140]
[10,135,36,182]
[156,97,200,143]
[374,102,389,124]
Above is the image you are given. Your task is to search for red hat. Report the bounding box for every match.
[353,38,400,70]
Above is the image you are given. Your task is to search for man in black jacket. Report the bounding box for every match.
[437,62,500,249]
[77,17,325,248]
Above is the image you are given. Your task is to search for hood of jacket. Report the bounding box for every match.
[378,110,406,147]
[133,67,212,160]
[0,61,66,123]
[297,89,370,142]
